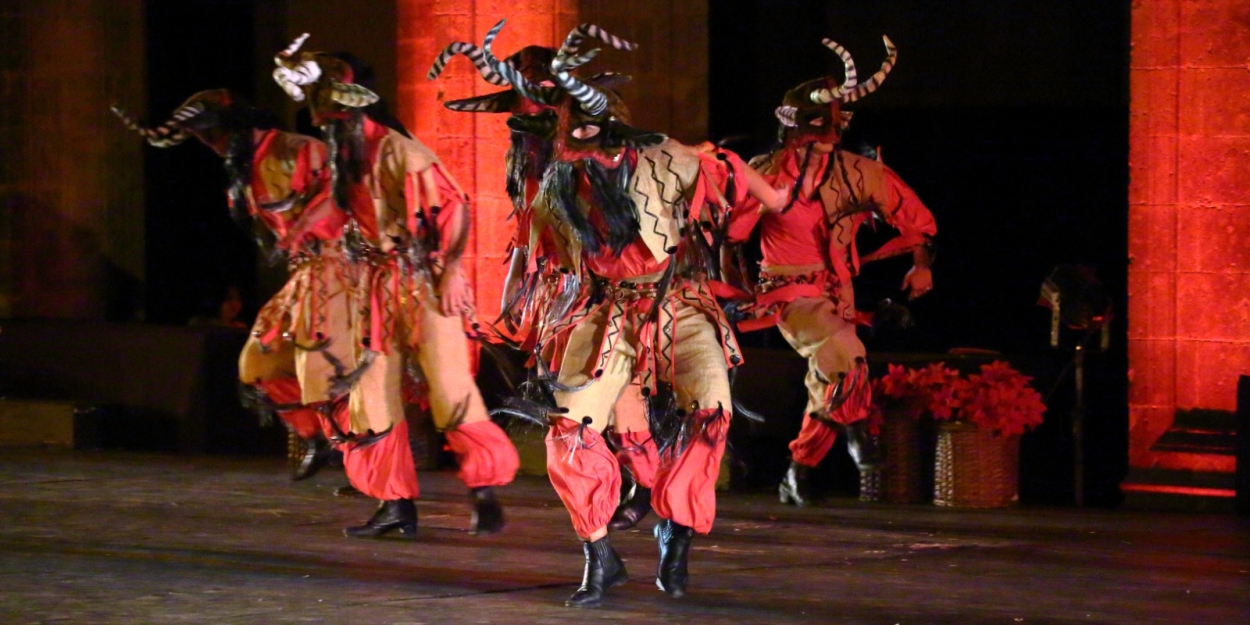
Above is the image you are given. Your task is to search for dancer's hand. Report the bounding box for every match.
[901,265,933,300]
[439,263,474,316]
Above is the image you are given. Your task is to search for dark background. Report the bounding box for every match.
[139,0,1131,506]
[709,1,1130,507]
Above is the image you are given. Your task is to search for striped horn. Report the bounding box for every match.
[272,33,321,102]
[427,42,508,85]
[276,33,310,61]
[481,20,555,105]
[329,82,380,108]
[558,23,638,57]
[810,38,858,104]
[550,24,635,116]
[443,91,514,113]
[839,35,896,103]
[110,104,197,148]
[774,105,799,128]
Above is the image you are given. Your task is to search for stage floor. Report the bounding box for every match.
[1,450,1246,624]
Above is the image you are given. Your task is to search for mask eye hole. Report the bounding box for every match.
[572,124,601,140]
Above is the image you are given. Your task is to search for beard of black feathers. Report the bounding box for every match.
[537,156,639,255]
[325,114,367,213]
[506,132,553,214]
[220,124,278,260]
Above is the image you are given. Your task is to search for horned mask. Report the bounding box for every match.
[453,20,665,167]
[272,33,380,123]
[110,88,244,150]
[775,36,897,146]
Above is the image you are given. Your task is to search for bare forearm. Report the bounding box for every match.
[738,162,788,212]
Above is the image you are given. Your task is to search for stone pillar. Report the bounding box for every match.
[0,0,146,320]
[397,0,577,320]
[1128,0,1250,474]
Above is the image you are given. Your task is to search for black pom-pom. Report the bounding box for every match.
[729,355,741,365]
[641,387,652,397]
[581,416,593,425]
[594,369,604,378]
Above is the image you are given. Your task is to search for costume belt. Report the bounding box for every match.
[737,269,843,332]
[545,277,743,396]
[254,247,351,347]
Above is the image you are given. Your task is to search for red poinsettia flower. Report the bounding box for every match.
[871,360,1046,436]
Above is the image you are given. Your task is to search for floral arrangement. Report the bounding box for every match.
[873,360,1046,437]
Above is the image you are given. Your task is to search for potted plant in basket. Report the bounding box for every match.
[861,362,963,503]
[930,361,1046,508]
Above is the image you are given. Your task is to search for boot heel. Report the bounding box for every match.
[470,487,506,535]
[565,536,628,608]
[343,499,418,539]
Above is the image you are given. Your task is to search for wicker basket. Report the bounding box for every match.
[933,421,1019,508]
[859,414,928,504]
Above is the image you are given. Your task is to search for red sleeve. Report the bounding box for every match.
[291,139,331,206]
[863,165,937,261]
[690,148,761,245]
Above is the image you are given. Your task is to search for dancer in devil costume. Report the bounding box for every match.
[112,89,352,481]
[450,21,783,606]
[727,37,937,506]
[272,35,519,537]
[428,41,660,531]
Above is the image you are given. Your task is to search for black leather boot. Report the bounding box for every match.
[845,421,882,471]
[654,518,694,597]
[343,499,417,538]
[565,536,628,608]
[334,484,364,497]
[608,485,652,531]
[291,438,329,481]
[778,460,813,506]
[469,487,506,535]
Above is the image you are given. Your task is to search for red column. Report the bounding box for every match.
[397,0,577,321]
[1128,0,1250,474]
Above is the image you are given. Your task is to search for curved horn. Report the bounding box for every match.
[275,33,310,63]
[273,68,306,101]
[481,20,554,105]
[550,24,635,116]
[272,60,321,102]
[558,23,638,57]
[810,38,858,104]
[774,105,799,128]
[110,104,193,148]
[443,91,515,113]
[839,35,896,103]
[272,33,321,102]
[329,82,380,108]
[427,42,508,85]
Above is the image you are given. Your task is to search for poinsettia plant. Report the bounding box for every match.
[871,360,1046,437]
